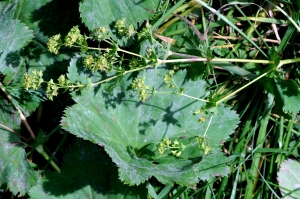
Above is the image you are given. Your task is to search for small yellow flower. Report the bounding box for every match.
[47,34,62,54]
[199,116,206,123]
[64,26,83,47]
[58,75,66,86]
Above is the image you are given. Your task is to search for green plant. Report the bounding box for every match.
[1,0,300,198]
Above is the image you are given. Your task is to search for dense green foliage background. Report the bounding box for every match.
[0,0,300,198]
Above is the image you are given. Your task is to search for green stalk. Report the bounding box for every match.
[204,178,214,199]
[278,114,296,164]
[244,93,274,198]
[35,145,61,173]
[279,57,300,66]
[264,129,279,198]
[158,58,272,64]
[92,64,153,87]
[43,131,69,171]
[221,90,261,198]
[276,117,284,167]
[216,68,274,105]
[230,166,240,199]
[269,117,299,135]
[234,89,261,154]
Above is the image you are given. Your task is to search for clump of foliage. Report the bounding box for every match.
[1,0,300,198]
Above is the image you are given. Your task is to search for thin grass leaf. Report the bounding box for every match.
[147,182,158,199]
[167,186,189,199]
[234,5,270,52]
[266,0,300,32]
[277,25,295,53]
[196,0,269,58]
[157,184,173,199]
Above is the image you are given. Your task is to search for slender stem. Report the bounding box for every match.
[158,58,272,64]
[35,145,61,173]
[203,115,213,136]
[44,131,68,171]
[0,82,36,140]
[92,65,153,87]
[280,57,300,66]
[269,117,300,135]
[216,68,274,105]
[181,93,209,102]
[168,51,201,59]
[72,45,110,52]
[0,123,28,141]
[117,48,145,58]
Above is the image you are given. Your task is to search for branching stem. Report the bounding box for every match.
[0,82,36,140]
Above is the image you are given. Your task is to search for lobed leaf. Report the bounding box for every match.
[0,98,37,196]
[29,140,147,199]
[0,3,33,70]
[265,78,300,115]
[79,0,161,30]
[277,159,300,198]
[13,0,81,44]
[62,58,240,185]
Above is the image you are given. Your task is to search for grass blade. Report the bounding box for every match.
[196,0,269,58]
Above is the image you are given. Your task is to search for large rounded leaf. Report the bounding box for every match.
[62,58,239,185]
[29,140,146,199]
[79,0,161,30]
[277,159,300,198]
[0,99,37,196]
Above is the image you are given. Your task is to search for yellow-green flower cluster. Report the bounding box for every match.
[46,79,58,101]
[47,26,87,54]
[193,108,208,123]
[23,70,72,100]
[58,74,70,87]
[47,34,62,54]
[158,138,186,157]
[164,70,175,88]
[64,26,84,47]
[196,136,211,155]
[115,18,136,37]
[23,70,44,90]
[129,58,139,69]
[83,54,110,72]
[90,27,110,41]
[138,25,152,40]
[46,75,70,101]
[131,77,152,101]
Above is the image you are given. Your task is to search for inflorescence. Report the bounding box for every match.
[26,18,161,102]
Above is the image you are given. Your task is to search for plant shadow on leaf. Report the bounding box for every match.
[31,140,147,198]
[162,103,183,127]
[102,90,125,109]
[42,56,70,81]
[30,0,81,39]
[128,144,156,159]
[138,119,156,135]
[62,69,238,185]
[4,51,21,68]
[20,42,44,63]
